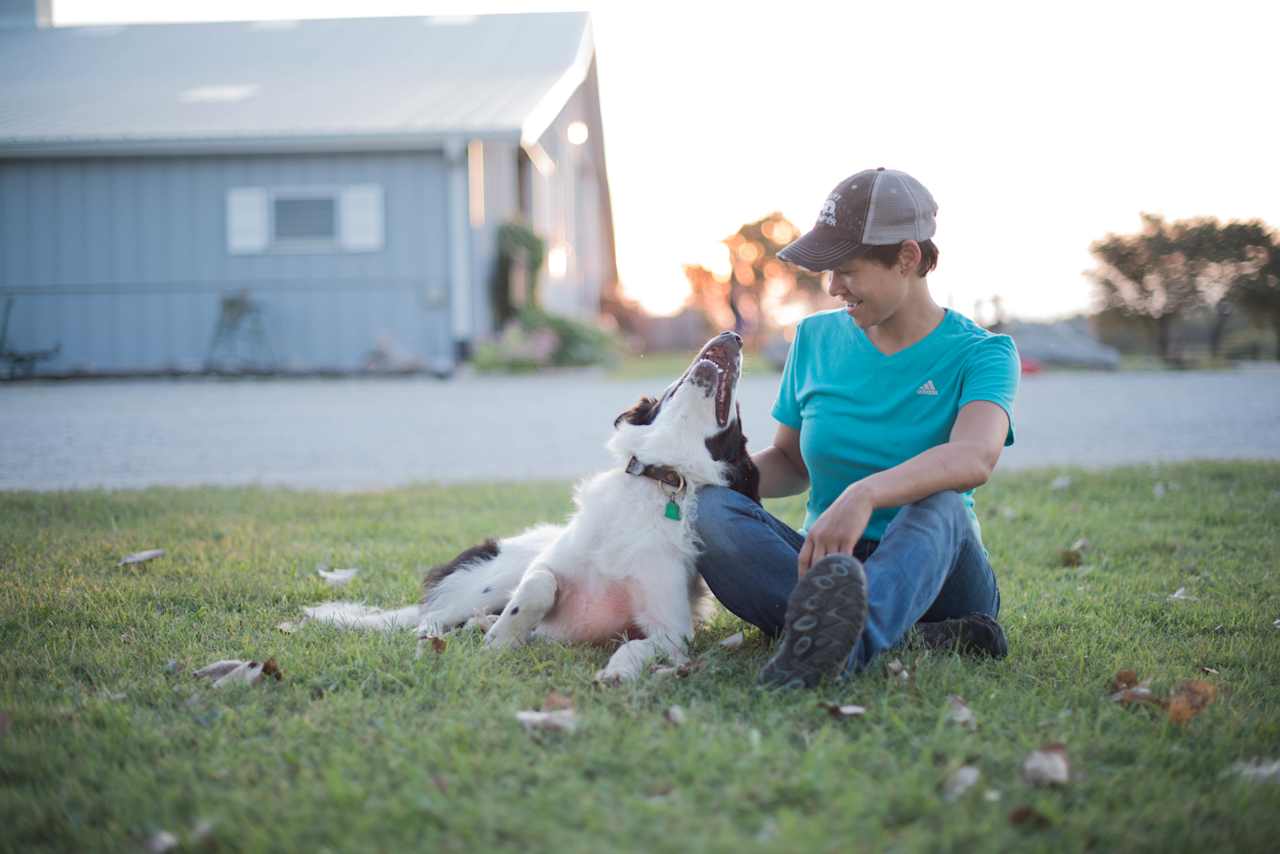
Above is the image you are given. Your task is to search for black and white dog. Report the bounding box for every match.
[306,331,759,682]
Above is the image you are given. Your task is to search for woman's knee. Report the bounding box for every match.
[692,485,756,543]
[881,490,968,542]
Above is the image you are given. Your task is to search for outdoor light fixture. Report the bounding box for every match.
[567,121,589,145]
[548,243,569,278]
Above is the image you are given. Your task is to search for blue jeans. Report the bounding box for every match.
[693,487,1001,674]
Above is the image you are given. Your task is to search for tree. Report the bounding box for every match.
[1222,221,1280,359]
[1090,214,1241,362]
[685,212,828,345]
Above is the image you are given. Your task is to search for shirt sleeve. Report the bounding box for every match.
[959,334,1020,446]
[771,323,803,429]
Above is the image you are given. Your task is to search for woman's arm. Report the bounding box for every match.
[751,423,810,499]
[797,400,1010,574]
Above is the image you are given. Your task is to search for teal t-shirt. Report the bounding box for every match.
[772,308,1019,541]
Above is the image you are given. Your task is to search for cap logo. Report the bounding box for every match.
[817,192,841,227]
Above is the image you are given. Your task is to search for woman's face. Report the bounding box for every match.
[825,256,909,330]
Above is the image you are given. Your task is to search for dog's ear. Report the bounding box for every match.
[705,404,761,504]
[614,395,661,428]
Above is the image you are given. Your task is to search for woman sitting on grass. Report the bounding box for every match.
[694,168,1020,688]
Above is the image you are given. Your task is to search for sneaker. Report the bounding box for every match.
[913,613,1008,658]
[758,554,868,690]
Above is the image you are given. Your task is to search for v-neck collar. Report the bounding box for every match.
[849,308,951,359]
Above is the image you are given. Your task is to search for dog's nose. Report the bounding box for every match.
[721,331,742,346]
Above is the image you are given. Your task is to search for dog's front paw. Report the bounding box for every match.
[593,663,644,685]
[593,667,625,686]
[483,619,527,649]
[464,614,501,632]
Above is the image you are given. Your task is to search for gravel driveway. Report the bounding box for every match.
[2,365,1279,491]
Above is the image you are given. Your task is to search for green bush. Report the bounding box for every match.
[472,307,620,372]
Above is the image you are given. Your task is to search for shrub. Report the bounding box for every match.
[472,307,620,372]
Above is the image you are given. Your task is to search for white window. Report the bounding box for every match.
[273,195,336,243]
[225,184,384,254]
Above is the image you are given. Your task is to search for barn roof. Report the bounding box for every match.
[0,12,593,156]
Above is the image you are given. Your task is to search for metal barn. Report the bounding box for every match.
[0,5,616,376]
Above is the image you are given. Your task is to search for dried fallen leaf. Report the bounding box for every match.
[1069,537,1091,554]
[1167,679,1216,725]
[653,659,702,679]
[1167,586,1197,602]
[145,830,180,853]
[1049,475,1072,491]
[664,705,687,726]
[276,621,300,634]
[189,820,215,846]
[945,695,977,730]
[818,701,866,720]
[1022,743,1070,786]
[1108,669,1164,708]
[885,658,910,682]
[983,789,1002,802]
[414,633,447,659]
[1229,758,1280,783]
[542,690,574,712]
[942,765,980,802]
[119,548,165,567]
[192,659,247,680]
[1009,805,1051,829]
[193,659,277,688]
[317,568,359,587]
[1199,666,1219,675]
[515,709,578,734]
[1110,670,1140,692]
[718,631,745,649]
[1272,618,1279,630]
[1059,548,1084,568]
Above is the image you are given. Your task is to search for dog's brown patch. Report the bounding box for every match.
[705,403,760,503]
[422,539,500,602]
[613,395,661,428]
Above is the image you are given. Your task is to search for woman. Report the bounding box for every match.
[694,168,1020,689]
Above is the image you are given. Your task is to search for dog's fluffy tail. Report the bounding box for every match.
[302,602,421,631]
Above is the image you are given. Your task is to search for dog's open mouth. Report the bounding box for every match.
[686,335,741,427]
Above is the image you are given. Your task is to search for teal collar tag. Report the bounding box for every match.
[664,499,682,521]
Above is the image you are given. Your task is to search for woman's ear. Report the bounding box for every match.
[898,240,922,275]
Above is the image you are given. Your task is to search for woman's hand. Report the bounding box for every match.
[797,483,875,576]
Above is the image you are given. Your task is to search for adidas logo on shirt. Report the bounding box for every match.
[916,380,939,396]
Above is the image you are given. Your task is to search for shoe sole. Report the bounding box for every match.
[758,555,868,689]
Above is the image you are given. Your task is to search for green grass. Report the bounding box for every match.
[2,463,1279,853]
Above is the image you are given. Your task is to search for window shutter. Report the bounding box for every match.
[226,188,269,254]
[339,185,385,252]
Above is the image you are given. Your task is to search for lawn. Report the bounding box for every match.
[608,348,781,381]
[2,463,1278,852]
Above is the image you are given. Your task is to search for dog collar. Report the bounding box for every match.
[625,456,686,492]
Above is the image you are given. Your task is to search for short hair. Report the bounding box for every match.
[855,239,939,277]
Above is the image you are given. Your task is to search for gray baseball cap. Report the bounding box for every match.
[777,167,938,271]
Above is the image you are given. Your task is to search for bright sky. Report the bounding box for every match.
[56,0,1280,320]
